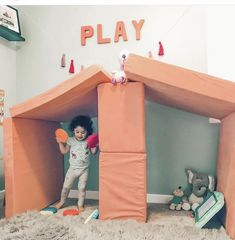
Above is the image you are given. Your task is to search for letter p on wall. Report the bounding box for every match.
[81,26,94,46]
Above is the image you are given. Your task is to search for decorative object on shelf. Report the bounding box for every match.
[61,54,66,68]
[0,89,4,126]
[158,41,164,56]
[0,5,25,41]
[80,65,84,72]
[69,59,75,73]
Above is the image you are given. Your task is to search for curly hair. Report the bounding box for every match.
[69,115,94,136]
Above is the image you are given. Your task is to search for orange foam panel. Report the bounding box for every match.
[4,55,235,239]
[10,65,111,122]
[99,152,146,221]
[125,54,235,119]
[98,82,146,153]
[217,112,235,239]
[4,118,64,218]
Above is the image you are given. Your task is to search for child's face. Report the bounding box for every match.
[74,126,87,141]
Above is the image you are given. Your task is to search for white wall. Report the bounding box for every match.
[0,38,17,190]
[3,5,234,194]
[16,6,207,102]
[205,6,235,81]
[12,6,212,195]
[0,40,16,117]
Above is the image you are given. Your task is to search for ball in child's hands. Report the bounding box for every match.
[55,128,68,143]
[87,134,99,148]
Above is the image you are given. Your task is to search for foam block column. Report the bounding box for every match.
[217,111,235,239]
[4,118,64,218]
[98,83,146,153]
[99,152,146,221]
[98,83,146,221]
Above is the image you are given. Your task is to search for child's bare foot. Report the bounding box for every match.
[78,207,84,212]
[55,201,64,209]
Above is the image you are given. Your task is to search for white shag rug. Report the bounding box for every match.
[0,203,231,240]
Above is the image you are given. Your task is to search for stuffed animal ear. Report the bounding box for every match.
[208,175,215,192]
[186,169,194,184]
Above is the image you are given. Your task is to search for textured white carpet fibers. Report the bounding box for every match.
[0,201,231,240]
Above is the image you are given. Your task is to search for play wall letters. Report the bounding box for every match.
[81,19,145,46]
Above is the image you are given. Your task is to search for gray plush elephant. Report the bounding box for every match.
[182,169,215,211]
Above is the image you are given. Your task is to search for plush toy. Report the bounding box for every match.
[111,49,129,85]
[169,186,184,211]
[182,169,215,212]
[111,70,127,85]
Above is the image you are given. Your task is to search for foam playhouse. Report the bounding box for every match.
[3,54,235,238]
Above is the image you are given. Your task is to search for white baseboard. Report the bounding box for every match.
[147,193,173,204]
[69,190,99,200]
[68,190,172,204]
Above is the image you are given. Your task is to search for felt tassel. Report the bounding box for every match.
[148,51,153,58]
[69,59,75,73]
[158,41,164,56]
[61,54,66,67]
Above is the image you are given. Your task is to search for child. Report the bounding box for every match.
[55,115,98,212]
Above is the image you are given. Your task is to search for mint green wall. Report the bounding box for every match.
[146,101,220,195]
[0,160,4,190]
[61,102,219,195]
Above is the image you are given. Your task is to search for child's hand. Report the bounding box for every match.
[56,137,63,144]
[57,140,70,154]
[91,145,98,155]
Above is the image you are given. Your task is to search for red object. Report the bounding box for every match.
[69,60,75,73]
[158,41,164,56]
[87,133,99,148]
[63,209,79,216]
[55,128,68,143]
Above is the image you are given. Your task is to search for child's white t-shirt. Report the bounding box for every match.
[67,137,90,169]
